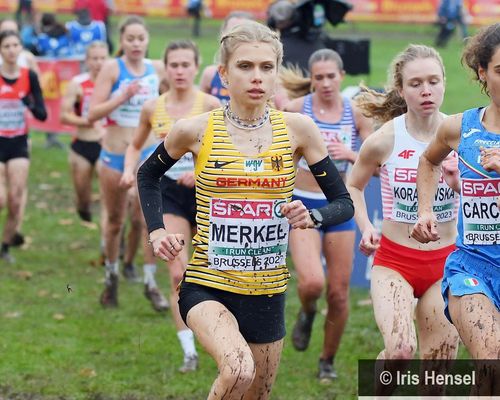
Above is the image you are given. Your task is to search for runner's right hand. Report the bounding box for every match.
[150,231,185,261]
[359,225,381,256]
[122,80,142,101]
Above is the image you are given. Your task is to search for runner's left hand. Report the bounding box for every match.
[480,147,500,173]
[326,137,355,163]
[411,212,440,243]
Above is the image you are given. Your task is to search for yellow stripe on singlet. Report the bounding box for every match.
[150,91,206,140]
[186,108,296,295]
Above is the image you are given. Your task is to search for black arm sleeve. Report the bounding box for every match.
[308,156,355,226]
[137,143,179,233]
[22,70,47,121]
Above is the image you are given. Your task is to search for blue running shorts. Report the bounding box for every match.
[442,248,500,323]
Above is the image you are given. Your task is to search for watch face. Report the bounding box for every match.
[309,208,323,225]
[311,208,323,224]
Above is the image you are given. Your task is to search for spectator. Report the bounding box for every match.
[186,0,202,37]
[15,0,33,28]
[436,0,469,47]
[19,18,38,55]
[36,13,72,58]
[75,0,114,52]
[66,9,107,59]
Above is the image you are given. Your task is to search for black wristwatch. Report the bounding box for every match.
[308,208,323,228]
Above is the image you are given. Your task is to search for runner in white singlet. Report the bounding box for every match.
[348,45,460,396]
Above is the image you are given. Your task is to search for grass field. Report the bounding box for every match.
[0,15,486,400]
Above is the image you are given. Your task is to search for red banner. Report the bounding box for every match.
[27,59,81,134]
[113,0,185,16]
[347,0,438,23]
[1,0,498,26]
[346,0,498,25]
[206,0,269,19]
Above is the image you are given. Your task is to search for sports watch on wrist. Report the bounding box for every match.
[308,208,323,228]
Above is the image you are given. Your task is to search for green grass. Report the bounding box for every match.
[0,16,483,400]
[1,133,378,399]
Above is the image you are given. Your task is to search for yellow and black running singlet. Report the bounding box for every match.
[150,91,206,180]
[186,108,296,295]
[150,91,206,139]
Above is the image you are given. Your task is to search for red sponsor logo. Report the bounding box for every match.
[211,199,274,219]
[215,177,287,188]
[398,149,416,159]
[462,179,500,197]
[321,130,341,141]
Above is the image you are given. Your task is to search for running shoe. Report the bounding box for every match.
[318,358,337,382]
[45,133,65,149]
[10,232,25,247]
[98,252,106,267]
[0,250,15,264]
[122,262,140,282]
[178,354,198,373]
[144,285,170,312]
[100,274,118,308]
[291,308,316,351]
[77,209,92,222]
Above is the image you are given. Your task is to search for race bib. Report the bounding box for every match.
[392,168,457,223]
[461,178,500,245]
[165,152,194,180]
[324,126,352,174]
[298,126,353,173]
[208,198,289,271]
[0,99,26,136]
[109,75,159,127]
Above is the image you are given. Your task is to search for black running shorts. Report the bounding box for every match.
[178,280,286,344]
[70,139,101,166]
[0,135,29,163]
[160,176,197,227]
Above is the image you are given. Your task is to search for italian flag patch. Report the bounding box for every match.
[464,278,479,287]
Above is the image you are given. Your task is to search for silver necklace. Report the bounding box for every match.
[224,103,270,130]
